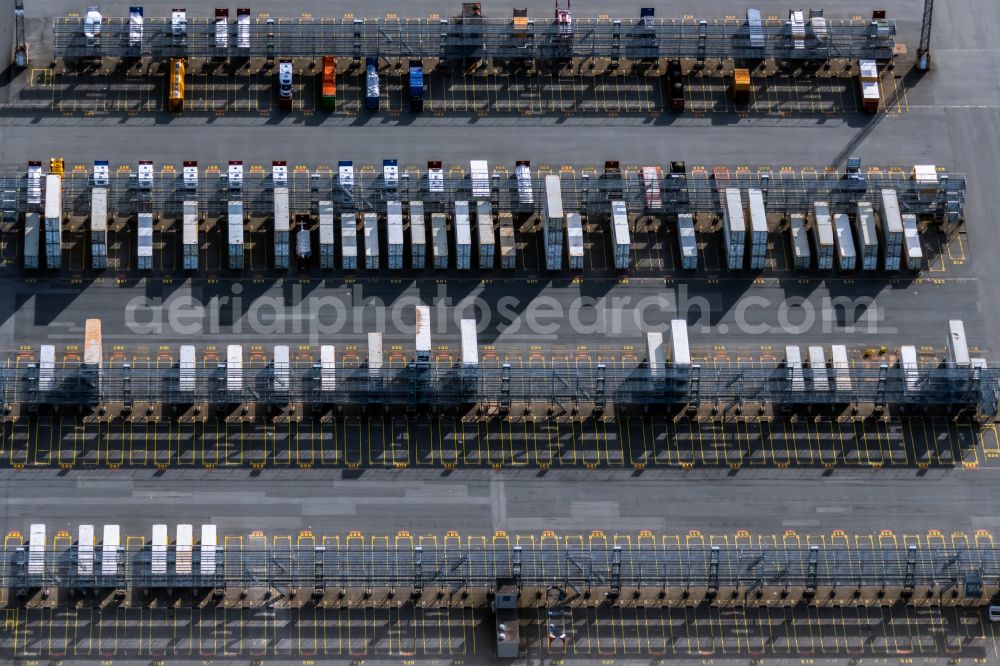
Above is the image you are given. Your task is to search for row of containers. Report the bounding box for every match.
[29,315,978,406]
[23,161,927,273]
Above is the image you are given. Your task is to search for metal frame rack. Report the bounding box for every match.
[52,14,896,62]
[0,166,966,225]
[7,540,997,603]
[7,361,997,416]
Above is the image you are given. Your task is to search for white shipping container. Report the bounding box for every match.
[387,201,404,270]
[879,189,903,271]
[641,166,663,210]
[320,345,336,391]
[566,212,584,270]
[27,163,42,206]
[200,524,217,576]
[833,213,856,271]
[855,201,878,271]
[498,212,516,270]
[515,163,534,205]
[476,200,495,268]
[151,524,168,575]
[28,524,46,576]
[647,331,665,378]
[900,344,919,392]
[859,59,878,82]
[319,201,335,269]
[747,188,767,270]
[45,174,62,269]
[179,344,196,393]
[183,200,198,270]
[368,332,383,376]
[902,213,923,271]
[91,187,108,270]
[101,525,121,576]
[544,175,563,229]
[670,320,690,366]
[273,187,290,269]
[409,201,426,269]
[470,160,490,199]
[812,201,835,270]
[272,345,290,394]
[831,344,852,392]
[415,305,431,362]
[789,213,810,270]
[341,213,358,270]
[461,318,479,367]
[427,165,444,194]
[363,212,380,269]
[913,164,938,192]
[808,346,829,392]
[454,201,471,270]
[78,524,95,576]
[339,161,355,203]
[431,212,448,268]
[83,318,103,370]
[786,346,805,392]
[137,212,153,270]
[612,201,632,270]
[226,344,243,393]
[947,319,970,368]
[39,344,55,392]
[176,524,193,575]
[722,188,746,270]
[227,200,244,270]
[24,212,39,269]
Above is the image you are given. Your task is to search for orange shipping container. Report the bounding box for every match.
[322,56,337,110]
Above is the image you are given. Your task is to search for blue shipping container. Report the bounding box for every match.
[409,63,424,112]
[365,57,379,111]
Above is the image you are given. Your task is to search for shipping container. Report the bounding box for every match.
[23,212,39,270]
[409,201,426,269]
[26,162,42,206]
[408,60,424,112]
[227,200,244,270]
[341,213,358,270]
[200,525,217,576]
[28,524,46,576]
[427,160,444,195]
[320,345,336,392]
[912,164,939,193]
[566,212,584,270]
[812,201,835,270]
[785,345,805,392]
[647,331,665,377]
[612,201,632,270]
[274,59,292,108]
[454,201,472,270]
[272,345,290,394]
[101,525,120,576]
[747,8,765,48]
[902,213,922,271]
[722,188,745,270]
[789,213,811,270]
[543,175,564,271]
[461,318,478,367]
[476,200,495,268]
[641,166,663,210]
[273,186,290,269]
[151,524,167,575]
[415,305,431,363]
[515,160,533,205]
[182,200,198,270]
[176,524,193,575]
[129,6,144,47]
[214,9,229,49]
[666,58,684,111]
[677,212,697,270]
[168,57,185,112]
[226,344,243,394]
[387,201,404,270]
[78,524,94,576]
[431,212,448,269]
[338,160,354,204]
[733,67,751,104]
[947,320,970,368]
[44,174,62,269]
[470,160,490,199]
[363,211,380,270]
[831,344,852,392]
[84,318,102,387]
[321,55,337,111]
[833,212,856,271]
[39,344,54,392]
[498,211,516,270]
[859,59,878,82]
[181,160,197,191]
[747,188,767,270]
[808,346,829,392]
[670,319,690,366]
[855,201,878,271]
[137,212,153,270]
[296,225,311,260]
[236,7,250,48]
[365,56,379,111]
[171,8,186,41]
[318,201,335,269]
[861,80,880,113]
[879,189,903,271]
[789,10,806,48]
[91,187,108,270]
[367,332,383,378]
[179,344,196,393]
[900,344,919,392]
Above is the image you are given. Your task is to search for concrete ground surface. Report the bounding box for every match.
[1,1,1000,663]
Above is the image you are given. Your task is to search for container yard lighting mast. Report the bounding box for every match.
[917,0,933,70]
